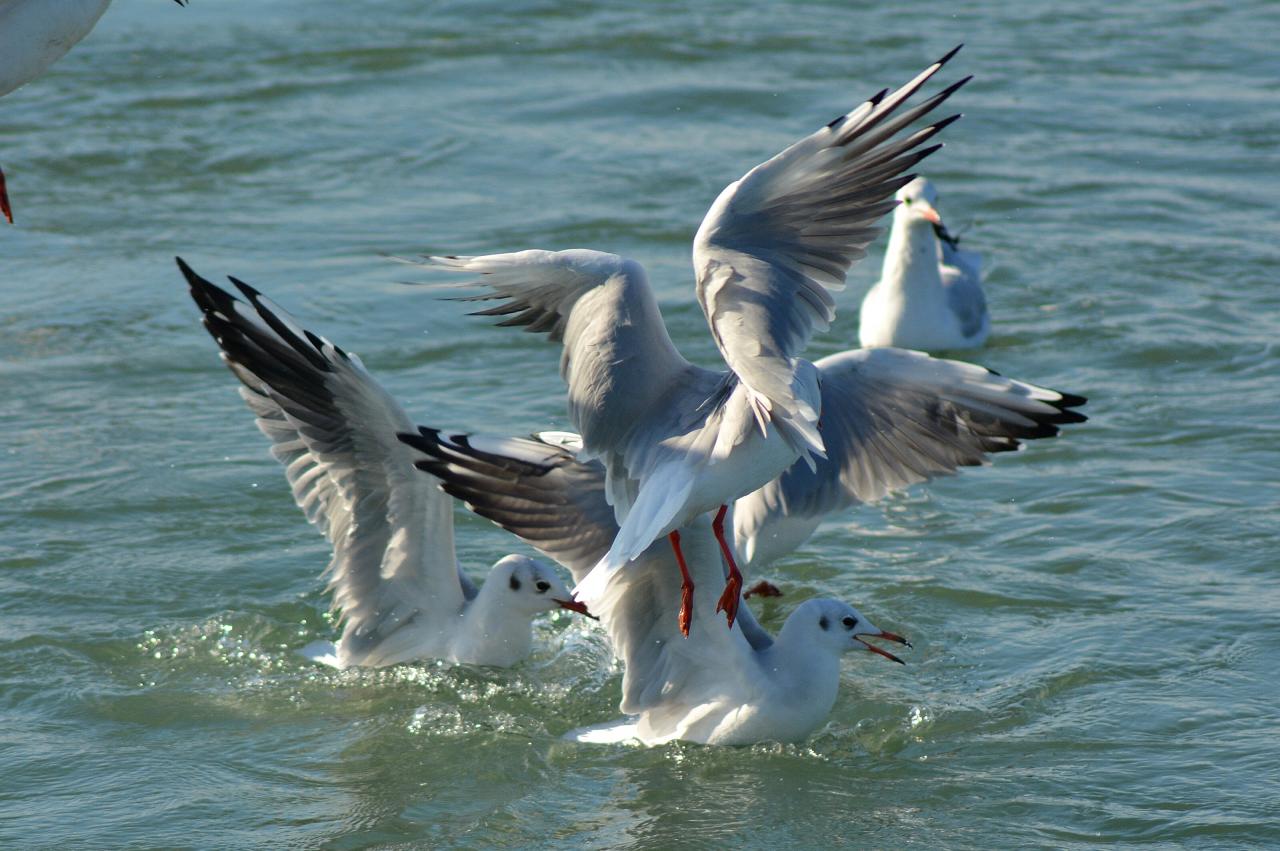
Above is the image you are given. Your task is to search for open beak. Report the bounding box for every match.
[857,630,911,665]
[554,597,598,620]
[0,168,13,224]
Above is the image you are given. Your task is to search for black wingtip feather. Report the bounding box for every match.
[396,428,438,454]
[936,43,964,67]
[227,275,262,301]
[303,329,327,354]
[930,112,963,134]
[1057,392,1089,409]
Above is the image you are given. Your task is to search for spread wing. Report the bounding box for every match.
[398,428,776,655]
[412,249,721,517]
[692,47,969,445]
[734,347,1087,568]
[400,430,617,584]
[180,258,468,665]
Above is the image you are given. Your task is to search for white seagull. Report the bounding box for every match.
[179,258,591,670]
[417,47,971,634]
[0,0,187,223]
[858,176,989,351]
[398,428,911,746]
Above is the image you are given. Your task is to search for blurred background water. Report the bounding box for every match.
[2,0,1278,846]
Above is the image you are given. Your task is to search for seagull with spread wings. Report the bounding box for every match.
[180,258,590,669]
[416,48,972,635]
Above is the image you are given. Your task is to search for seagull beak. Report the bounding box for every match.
[857,629,911,665]
[0,168,13,224]
[915,201,942,225]
[932,221,961,250]
[554,597,598,620]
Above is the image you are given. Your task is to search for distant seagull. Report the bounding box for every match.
[178,258,590,669]
[399,428,910,746]
[415,48,970,636]
[0,0,187,223]
[858,176,989,351]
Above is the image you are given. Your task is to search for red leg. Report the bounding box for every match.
[711,504,743,628]
[0,167,13,225]
[668,530,695,637]
[743,580,783,599]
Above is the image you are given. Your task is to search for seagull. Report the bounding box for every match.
[414,47,971,635]
[0,0,187,223]
[858,176,989,351]
[402,342,1085,583]
[398,428,911,746]
[178,257,591,670]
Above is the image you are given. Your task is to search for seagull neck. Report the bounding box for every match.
[761,623,843,720]
[883,219,944,294]
[456,582,534,667]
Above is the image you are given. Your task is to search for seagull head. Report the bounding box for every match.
[793,599,911,664]
[895,177,961,249]
[492,555,594,619]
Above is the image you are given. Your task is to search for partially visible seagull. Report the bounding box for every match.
[859,176,989,351]
[178,257,590,670]
[398,428,911,746]
[415,48,971,635]
[0,0,188,223]
[731,346,1085,572]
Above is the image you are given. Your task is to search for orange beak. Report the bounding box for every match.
[858,629,911,665]
[555,597,597,620]
[915,202,941,225]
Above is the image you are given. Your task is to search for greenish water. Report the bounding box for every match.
[3,0,1278,847]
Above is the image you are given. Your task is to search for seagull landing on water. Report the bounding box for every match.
[859,176,989,351]
[178,258,591,670]
[0,0,188,223]
[410,47,971,636]
[397,428,910,746]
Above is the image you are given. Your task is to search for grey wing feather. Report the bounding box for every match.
[415,249,719,517]
[399,428,776,657]
[399,429,618,584]
[735,347,1086,563]
[692,49,969,420]
[180,258,466,662]
[409,429,770,706]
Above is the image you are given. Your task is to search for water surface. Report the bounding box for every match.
[2,0,1278,846]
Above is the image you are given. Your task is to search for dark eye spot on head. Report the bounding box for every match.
[509,575,521,591]
[903,197,913,205]
[819,616,830,631]
[842,616,856,630]
[535,580,550,593]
